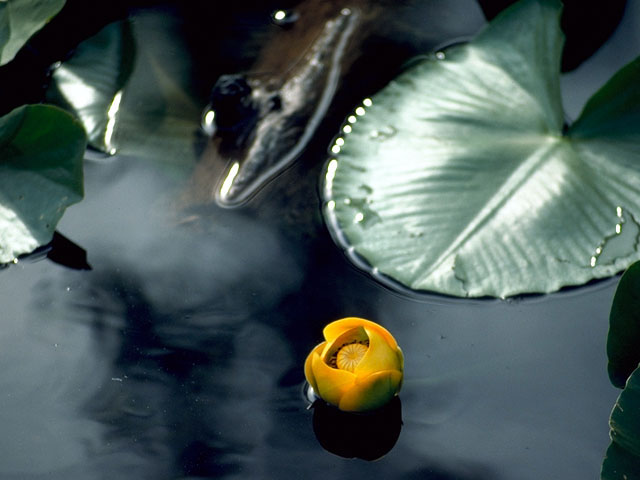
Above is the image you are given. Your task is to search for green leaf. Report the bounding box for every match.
[0,105,86,263]
[571,57,640,139]
[607,261,640,388]
[323,0,640,298]
[0,0,66,66]
[602,366,640,480]
[46,20,135,153]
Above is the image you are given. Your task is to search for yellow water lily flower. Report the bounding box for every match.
[304,317,404,412]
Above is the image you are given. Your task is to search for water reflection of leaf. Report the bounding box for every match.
[46,12,202,175]
[323,0,640,298]
[46,20,135,154]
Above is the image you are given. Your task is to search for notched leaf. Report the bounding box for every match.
[323,0,640,298]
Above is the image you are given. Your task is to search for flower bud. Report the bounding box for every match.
[304,317,403,412]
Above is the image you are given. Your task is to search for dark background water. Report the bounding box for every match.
[0,1,639,479]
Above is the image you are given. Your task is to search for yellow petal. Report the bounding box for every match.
[304,342,325,392]
[323,317,398,350]
[354,327,403,376]
[311,350,356,407]
[338,370,403,412]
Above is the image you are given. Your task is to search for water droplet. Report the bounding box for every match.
[304,383,318,404]
[355,106,366,116]
[347,115,357,124]
[362,98,373,107]
[271,9,299,26]
[369,125,397,141]
[435,51,445,60]
[325,159,338,191]
[201,109,216,135]
[590,206,640,267]
[346,197,382,228]
[343,125,352,133]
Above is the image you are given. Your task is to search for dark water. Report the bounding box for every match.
[1,1,638,479]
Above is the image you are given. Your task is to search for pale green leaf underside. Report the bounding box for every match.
[0,105,86,263]
[0,0,65,66]
[323,0,640,297]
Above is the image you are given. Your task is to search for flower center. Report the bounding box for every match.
[336,341,368,372]
[324,326,370,370]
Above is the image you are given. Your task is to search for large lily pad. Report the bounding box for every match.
[323,0,640,298]
[0,105,86,263]
[0,0,65,65]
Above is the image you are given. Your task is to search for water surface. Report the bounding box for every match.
[1,1,638,478]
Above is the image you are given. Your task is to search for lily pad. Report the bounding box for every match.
[0,105,86,263]
[602,365,640,480]
[0,0,66,66]
[323,0,640,298]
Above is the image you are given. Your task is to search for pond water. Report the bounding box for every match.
[1,1,639,479]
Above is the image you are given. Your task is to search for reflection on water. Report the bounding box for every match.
[0,1,637,479]
[0,151,622,480]
[187,0,489,208]
[311,396,403,461]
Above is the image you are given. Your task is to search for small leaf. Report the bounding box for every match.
[0,0,66,66]
[570,57,640,139]
[323,0,640,297]
[602,365,640,480]
[0,105,86,263]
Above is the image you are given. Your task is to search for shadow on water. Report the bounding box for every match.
[1,155,501,479]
